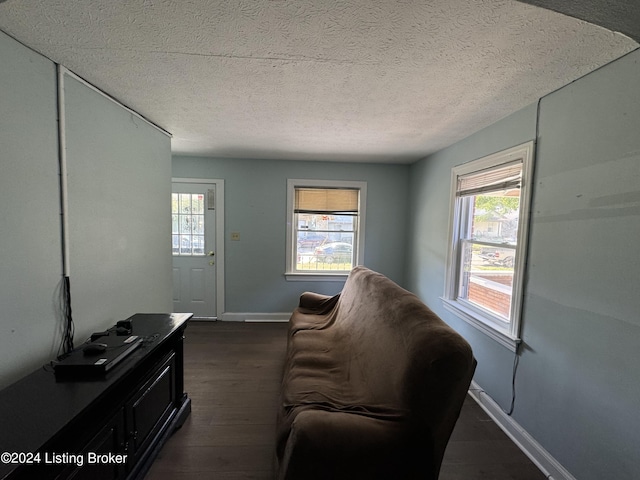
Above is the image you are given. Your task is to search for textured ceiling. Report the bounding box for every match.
[0,0,637,163]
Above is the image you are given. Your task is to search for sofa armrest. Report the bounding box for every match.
[297,292,340,314]
[279,409,435,480]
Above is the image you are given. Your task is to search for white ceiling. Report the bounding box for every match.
[0,0,636,163]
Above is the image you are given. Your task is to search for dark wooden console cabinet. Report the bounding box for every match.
[0,313,192,480]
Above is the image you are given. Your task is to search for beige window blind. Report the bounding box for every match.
[457,161,522,197]
[294,188,359,214]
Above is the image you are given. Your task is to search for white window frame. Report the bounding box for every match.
[442,142,534,351]
[285,179,367,281]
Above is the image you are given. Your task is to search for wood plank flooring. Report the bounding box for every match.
[144,321,546,480]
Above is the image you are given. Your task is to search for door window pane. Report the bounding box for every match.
[172,193,205,256]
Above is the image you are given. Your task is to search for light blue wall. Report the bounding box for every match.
[0,31,62,387]
[0,31,173,388]
[63,75,173,342]
[173,156,410,313]
[406,49,640,480]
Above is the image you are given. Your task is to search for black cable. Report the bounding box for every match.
[65,275,74,353]
[506,349,520,415]
[58,275,75,358]
[56,280,66,359]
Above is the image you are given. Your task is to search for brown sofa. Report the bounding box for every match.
[276,266,476,480]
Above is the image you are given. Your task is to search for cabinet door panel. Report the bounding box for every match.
[65,410,126,480]
[128,353,176,458]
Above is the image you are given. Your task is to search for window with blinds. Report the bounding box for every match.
[294,188,359,215]
[443,142,534,351]
[456,161,522,197]
[286,180,366,277]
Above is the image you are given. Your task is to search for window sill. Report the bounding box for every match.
[441,298,521,352]
[285,272,349,282]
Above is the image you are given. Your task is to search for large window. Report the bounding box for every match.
[443,142,534,351]
[286,179,366,280]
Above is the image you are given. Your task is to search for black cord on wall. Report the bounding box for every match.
[506,349,520,415]
[58,275,74,358]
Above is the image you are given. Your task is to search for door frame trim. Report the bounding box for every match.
[172,177,225,319]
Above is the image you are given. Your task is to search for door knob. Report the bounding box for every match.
[207,251,215,256]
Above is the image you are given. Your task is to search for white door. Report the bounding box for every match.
[172,182,217,318]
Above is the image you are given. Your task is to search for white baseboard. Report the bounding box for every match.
[220,312,291,322]
[468,381,575,480]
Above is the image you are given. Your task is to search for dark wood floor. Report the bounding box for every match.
[144,321,546,480]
